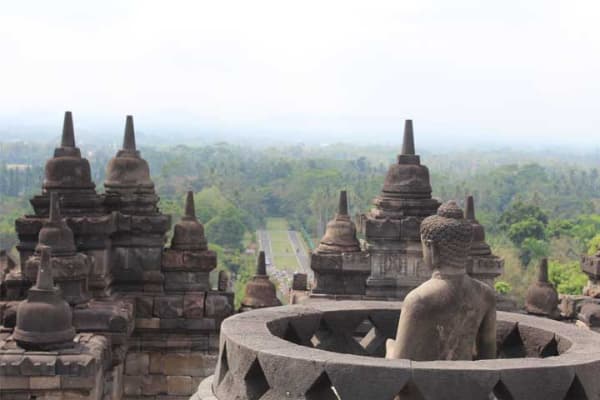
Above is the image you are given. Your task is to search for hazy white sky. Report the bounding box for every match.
[1,0,600,142]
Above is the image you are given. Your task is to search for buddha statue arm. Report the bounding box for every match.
[385,294,423,360]
[476,308,497,359]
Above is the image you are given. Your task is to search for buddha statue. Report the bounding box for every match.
[386,201,496,361]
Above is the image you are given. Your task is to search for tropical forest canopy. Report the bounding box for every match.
[1,139,600,304]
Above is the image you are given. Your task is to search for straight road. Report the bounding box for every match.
[257,229,289,296]
[257,230,273,266]
[287,230,311,273]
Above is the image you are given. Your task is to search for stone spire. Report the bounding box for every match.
[184,191,196,220]
[464,195,504,288]
[14,246,76,350]
[170,191,208,251]
[338,189,349,215]
[525,258,559,319]
[104,115,154,190]
[538,258,549,282]
[35,246,54,290]
[218,270,230,292]
[239,251,281,311]
[61,111,75,148]
[257,251,267,275]
[36,192,76,256]
[465,195,490,255]
[316,190,361,254]
[401,119,415,155]
[123,115,136,151]
[43,111,95,192]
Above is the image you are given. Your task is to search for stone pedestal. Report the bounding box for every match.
[364,213,436,298]
[0,333,109,400]
[311,252,370,295]
[581,251,600,298]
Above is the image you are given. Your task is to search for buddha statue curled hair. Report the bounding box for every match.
[420,200,473,267]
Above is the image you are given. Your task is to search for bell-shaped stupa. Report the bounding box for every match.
[464,195,504,288]
[43,111,95,193]
[525,258,560,319]
[316,190,361,254]
[239,251,281,311]
[24,192,92,305]
[14,246,76,350]
[105,115,155,193]
[171,191,208,251]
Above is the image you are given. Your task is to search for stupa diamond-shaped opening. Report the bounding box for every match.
[276,312,570,360]
[244,358,270,400]
[217,303,600,400]
[563,375,589,400]
[491,380,514,400]
[305,372,339,400]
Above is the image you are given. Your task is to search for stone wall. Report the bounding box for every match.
[0,333,109,400]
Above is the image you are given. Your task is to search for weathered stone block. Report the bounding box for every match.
[582,253,600,279]
[184,292,206,318]
[159,318,186,330]
[204,292,234,320]
[0,375,29,390]
[167,375,193,396]
[135,318,160,330]
[123,375,143,396]
[143,374,167,395]
[163,352,209,376]
[29,375,61,390]
[60,375,96,389]
[185,318,216,331]
[149,352,163,374]
[20,355,56,376]
[135,296,154,318]
[364,217,401,240]
[164,271,210,291]
[167,335,192,349]
[125,353,149,376]
[154,295,183,318]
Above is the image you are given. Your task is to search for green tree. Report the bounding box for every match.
[548,260,587,295]
[494,280,512,294]
[507,218,546,246]
[205,207,247,250]
[499,202,548,231]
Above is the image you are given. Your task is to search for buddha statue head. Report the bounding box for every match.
[420,201,473,272]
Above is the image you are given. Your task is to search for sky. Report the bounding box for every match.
[1,1,600,146]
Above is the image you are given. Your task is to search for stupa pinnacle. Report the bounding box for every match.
[123,115,136,151]
[61,111,76,148]
[401,119,415,155]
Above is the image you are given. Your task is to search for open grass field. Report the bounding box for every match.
[266,217,289,231]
